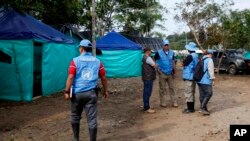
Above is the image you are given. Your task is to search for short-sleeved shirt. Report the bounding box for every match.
[146,56,155,66]
[68,60,106,77]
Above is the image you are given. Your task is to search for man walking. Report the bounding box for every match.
[142,47,157,113]
[197,50,215,115]
[64,39,108,141]
[182,42,199,113]
[154,39,178,108]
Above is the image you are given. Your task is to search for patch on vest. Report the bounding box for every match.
[81,68,93,80]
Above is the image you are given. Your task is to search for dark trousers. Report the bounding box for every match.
[143,80,153,110]
[71,90,98,129]
[198,84,213,110]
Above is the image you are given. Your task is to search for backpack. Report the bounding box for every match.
[193,58,207,82]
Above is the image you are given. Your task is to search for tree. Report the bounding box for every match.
[167,32,194,50]
[221,9,250,49]
[96,0,117,36]
[203,23,223,47]
[41,0,83,27]
[1,0,167,38]
[174,0,233,49]
[114,0,166,37]
[1,0,84,28]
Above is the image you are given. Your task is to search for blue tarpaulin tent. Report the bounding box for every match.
[0,8,78,101]
[96,31,142,78]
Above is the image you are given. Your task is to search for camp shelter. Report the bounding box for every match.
[122,34,163,52]
[0,8,78,102]
[60,24,86,42]
[96,31,142,78]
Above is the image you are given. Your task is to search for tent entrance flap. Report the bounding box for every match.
[33,42,42,97]
[0,50,12,64]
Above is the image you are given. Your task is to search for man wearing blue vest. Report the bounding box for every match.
[154,39,178,108]
[182,42,199,113]
[64,39,108,141]
[197,50,215,115]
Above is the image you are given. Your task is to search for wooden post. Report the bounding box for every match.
[92,0,96,56]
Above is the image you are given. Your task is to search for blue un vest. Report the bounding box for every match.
[72,52,100,94]
[198,56,212,85]
[182,53,199,80]
[157,49,174,75]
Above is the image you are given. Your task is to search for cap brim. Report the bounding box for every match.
[195,50,203,54]
[79,42,92,47]
[186,46,198,51]
[79,45,92,48]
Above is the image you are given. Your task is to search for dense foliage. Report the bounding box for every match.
[1,0,166,37]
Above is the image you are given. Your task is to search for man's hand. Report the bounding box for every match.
[172,73,176,79]
[153,64,158,69]
[172,68,177,79]
[64,93,70,100]
[212,80,215,86]
[103,91,108,99]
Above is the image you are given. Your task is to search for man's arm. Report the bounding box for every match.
[64,74,74,99]
[208,59,215,80]
[173,60,177,75]
[64,61,76,100]
[100,75,108,98]
[99,63,108,98]
[183,55,193,66]
[146,56,157,68]
[208,59,215,85]
[172,53,177,77]
[154,52,160,60]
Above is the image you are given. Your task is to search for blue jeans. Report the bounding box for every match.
[198,84,213,110]
[143,80,154,110]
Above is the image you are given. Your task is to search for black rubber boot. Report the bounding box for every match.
[89,128,97,141]
[201,98,210,115]
[189,102,195,111]
[71,123,80,141]
[183,102,195,114]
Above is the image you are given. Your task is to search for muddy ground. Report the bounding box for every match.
[0,70,250,141]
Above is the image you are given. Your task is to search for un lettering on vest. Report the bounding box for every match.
[79,58,96,62]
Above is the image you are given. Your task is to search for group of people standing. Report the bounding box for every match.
[63,38,215,141]
[141,40,215,116]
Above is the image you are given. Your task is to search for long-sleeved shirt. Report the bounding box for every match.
[207,58,215,80]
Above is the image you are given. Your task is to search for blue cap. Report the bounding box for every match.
[185,42,198,51]
[163,39,170,45]
[79,39,92,47]
[78,39,103,55]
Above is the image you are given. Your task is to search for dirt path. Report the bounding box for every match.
[1,73,250,141]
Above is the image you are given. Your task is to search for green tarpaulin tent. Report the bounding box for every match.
[96,31,142,78]
[0,8,78,101]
